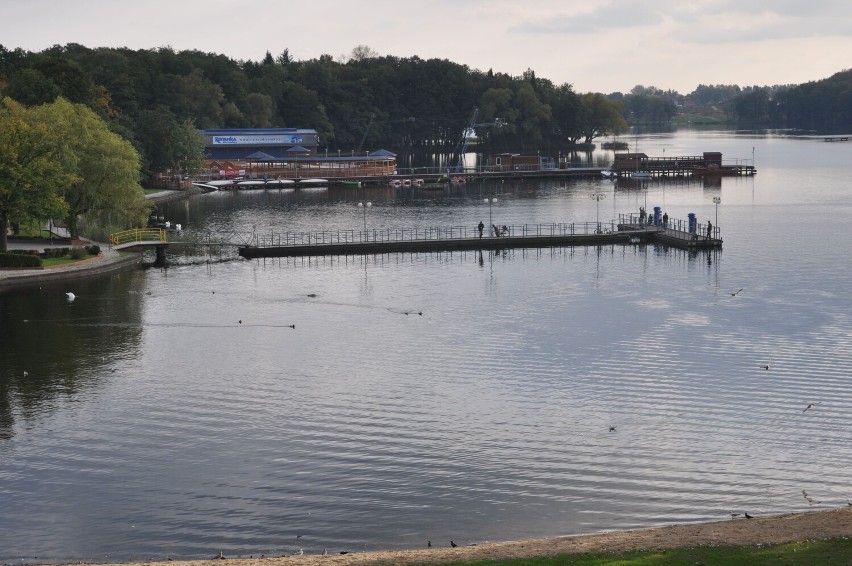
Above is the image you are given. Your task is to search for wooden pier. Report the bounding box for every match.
[237,216,721,260]
[613,152,756,178]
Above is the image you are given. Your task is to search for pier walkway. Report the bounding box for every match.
[238,215,721,259]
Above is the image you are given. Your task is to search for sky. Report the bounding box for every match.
[2,0,851,94]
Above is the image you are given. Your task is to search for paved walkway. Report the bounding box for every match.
[0,238,140,288]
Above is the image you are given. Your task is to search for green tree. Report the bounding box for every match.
[35,98,146,238]
[580,93,627,144]
[0,97,73,251]
[550,84,584,145]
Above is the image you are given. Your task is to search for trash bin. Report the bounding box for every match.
[688,213,696,233]
[653,206,661,226]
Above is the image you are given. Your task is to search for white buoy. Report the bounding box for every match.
[165,221,171,228]
[175,223,182,231]
[66,292,76,301]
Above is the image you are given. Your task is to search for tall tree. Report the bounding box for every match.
[580,93,627,144]
[34,98,146,238]
[0,97,74,251]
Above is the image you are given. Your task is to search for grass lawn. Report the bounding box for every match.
[434,538,852,566]
[41,254,98,267]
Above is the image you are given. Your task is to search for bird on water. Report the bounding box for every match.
[450,541,458,548]
[66,292,76,301]
[744,512,753,519]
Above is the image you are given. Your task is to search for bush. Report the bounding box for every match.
[69,246,86,259]
[43,247,70,258]
[85,244,101,255]
[8,249,41,256]
[0,253,43,268]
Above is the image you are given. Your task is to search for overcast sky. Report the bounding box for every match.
[3,0,851,94]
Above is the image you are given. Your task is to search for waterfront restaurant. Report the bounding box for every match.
[201,129,396,180]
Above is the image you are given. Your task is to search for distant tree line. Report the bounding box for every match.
[1,42,849,190]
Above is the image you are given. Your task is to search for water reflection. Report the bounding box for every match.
[1,131,851,562]
[1,273,145,440]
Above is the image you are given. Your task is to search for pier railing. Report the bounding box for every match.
[618,213,720,240]
[252,221,621,248]
[110,228,168,247]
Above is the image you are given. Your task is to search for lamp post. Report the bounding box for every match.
[591,192,606,233]
[484,196,497,228]
[358,201,372,237]
[713,196,720,228]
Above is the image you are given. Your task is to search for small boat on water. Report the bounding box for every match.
[389,179,403,187]
[600,170,615,179]
[207,180,236,187]
[450,176,467,184]
[237,180,267,187]
[265,179,296,187]
[297,178,329,186]
[192,182,220,192]
[630,171,652,179]
[341,180,362,189]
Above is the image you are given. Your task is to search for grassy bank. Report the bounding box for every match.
[436,537,852,565]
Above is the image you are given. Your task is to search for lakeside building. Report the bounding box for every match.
[200,128,396,180]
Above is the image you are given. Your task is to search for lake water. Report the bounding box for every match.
[2,130,851,562]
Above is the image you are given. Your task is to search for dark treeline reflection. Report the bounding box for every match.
[0,272,145,439]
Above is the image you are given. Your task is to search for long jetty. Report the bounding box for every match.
[238,214,721,259]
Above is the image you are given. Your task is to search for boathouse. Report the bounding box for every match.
[611,151,747,177]
[202,128,320,160]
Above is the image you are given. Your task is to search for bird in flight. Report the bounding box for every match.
[803,402,821,413]
[730,288,743,296]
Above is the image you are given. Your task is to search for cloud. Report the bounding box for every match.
[510,0,852,43]
[511,1,665,34]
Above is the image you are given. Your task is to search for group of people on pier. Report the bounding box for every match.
[478,221,509,238]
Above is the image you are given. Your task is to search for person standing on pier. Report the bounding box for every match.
[662,212,668,228]
[706,220,713,239]
[639,206,646,227]
[478,220,484,239]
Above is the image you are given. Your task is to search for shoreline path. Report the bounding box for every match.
[41,507,852,566]
[0,190,186,290]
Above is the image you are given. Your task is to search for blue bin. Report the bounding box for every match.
[653,206,661,226]
[688,213,696,233]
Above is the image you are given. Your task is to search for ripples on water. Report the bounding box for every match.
[2,132,852,561]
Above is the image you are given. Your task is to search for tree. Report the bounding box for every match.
[0,97,74,251]
[579,93,627,144]
[35,97,147,238]
[550,84,583,145]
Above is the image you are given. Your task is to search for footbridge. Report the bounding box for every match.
[110,228,168,250]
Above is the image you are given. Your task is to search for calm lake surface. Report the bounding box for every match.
[2,130,851,562]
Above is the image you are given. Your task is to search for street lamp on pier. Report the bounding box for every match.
[591,192,606,233]
[484,196,498,229]
[358,201,372,237]
[713,196,721,229]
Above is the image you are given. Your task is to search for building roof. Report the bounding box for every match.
[202,128,318,135]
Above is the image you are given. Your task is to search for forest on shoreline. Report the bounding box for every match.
[1,43,850,184]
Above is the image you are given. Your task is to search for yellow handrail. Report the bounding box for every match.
[109,228,167,246]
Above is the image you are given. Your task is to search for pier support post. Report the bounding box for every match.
[154,244,168,267]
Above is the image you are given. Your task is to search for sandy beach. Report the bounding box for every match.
[69,506,852,566]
